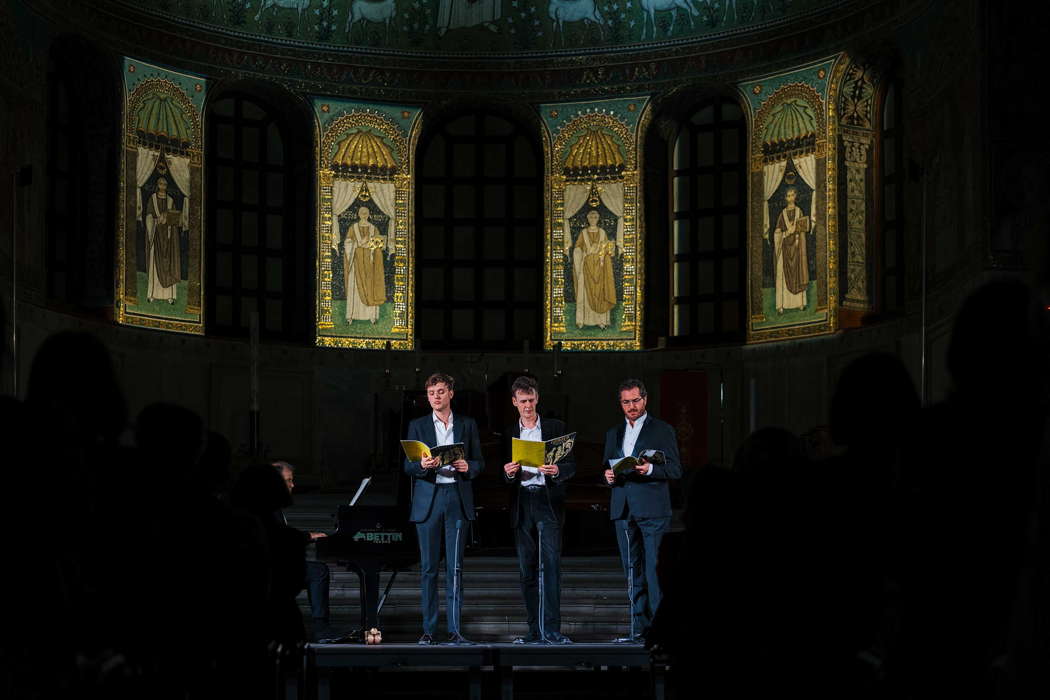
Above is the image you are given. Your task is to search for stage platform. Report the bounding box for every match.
[305,642,664,700]
[284,494,668,699]
[288,494,638,644]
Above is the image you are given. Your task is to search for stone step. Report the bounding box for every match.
[303,615,632,643]
[309,555,625,569]
[319,570,627,587]
[320,588,628,604]
[296,554,633,642]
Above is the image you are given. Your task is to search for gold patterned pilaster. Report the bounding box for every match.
[842,129,872,311]
[318,169,335,329]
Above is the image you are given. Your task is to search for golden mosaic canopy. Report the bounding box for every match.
[564,128,625,178]
[331,129,397,174]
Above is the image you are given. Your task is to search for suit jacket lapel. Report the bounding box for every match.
[424,415,438,447]
[616,421,627,459]
[634,415,656,454]
[452,414,464,444]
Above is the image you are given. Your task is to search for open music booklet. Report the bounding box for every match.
[608,449,666,476]
[511,432,576,468]
[400,440,466,466]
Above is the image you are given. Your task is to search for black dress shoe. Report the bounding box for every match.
[513,633,542,644]
[446,633,475,645]
[614,635,644,644]
[418,634,435,645]
[544,632,573,645]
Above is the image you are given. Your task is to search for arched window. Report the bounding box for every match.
[878,83,904,313]
[416,112,542,350]
[206,92,308,339]
[670,99,747,341]
[45,39,117,309]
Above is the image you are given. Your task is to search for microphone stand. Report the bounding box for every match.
[537,519,548,644]
[452,518,463,642]
[623,522,635,642]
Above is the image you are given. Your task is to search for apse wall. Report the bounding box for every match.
[0,0,1022,485]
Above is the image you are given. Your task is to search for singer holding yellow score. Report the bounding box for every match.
[403,372,484,645]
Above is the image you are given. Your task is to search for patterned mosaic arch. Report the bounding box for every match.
[751,82,828,164]
[125,77,204,154]
[320,108,412,177]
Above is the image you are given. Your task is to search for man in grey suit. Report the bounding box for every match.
[403,372,484,645]
[602,378,682,643]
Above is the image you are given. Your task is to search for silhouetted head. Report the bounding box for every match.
[947,278,1047,406]
[733,427,803,481]
[198,430,233,496]
[136,402,206,471]
[683,462,737,532]
[25,331,127,445]
[830,352,920,450]
[231,463,292,515]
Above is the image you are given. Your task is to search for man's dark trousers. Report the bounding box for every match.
[416,483,469,636]
[516,486,562,638]
[305,560,330,623]
[615,514,670,636]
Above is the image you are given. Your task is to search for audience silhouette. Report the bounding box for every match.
[1,277,1045,698]
[649,279,1047,699]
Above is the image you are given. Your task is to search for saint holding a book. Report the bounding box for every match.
[771,187,810,314]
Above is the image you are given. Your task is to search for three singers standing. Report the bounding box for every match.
[403,373,680,645]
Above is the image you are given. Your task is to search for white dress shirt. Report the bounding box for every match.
[518,417,545,487]
[433,412,457,484]
[622,412,654,476]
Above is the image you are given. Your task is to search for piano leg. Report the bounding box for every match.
[377,570,399,616]
[360,565,381,631]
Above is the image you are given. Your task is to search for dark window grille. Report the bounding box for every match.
[670,100,747,341]
[878,83,905,313]
[206,93,296,338]
[416,113,542,349]
[45,43,115,309]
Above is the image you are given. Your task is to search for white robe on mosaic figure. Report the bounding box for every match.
[341,213,387,324]
[571,211,617,329]
[144,185,183,304]
[773,204,807,312]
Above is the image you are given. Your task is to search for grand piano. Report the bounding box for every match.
[314,474,418,642]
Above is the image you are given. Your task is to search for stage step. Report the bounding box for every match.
[298,556,633,643]
[287,494,635,642]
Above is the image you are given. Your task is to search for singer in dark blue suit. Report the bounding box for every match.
[403,373,484,645]
[602,378,682,643]
[502,376,576,644]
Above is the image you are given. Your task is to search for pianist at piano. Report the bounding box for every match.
[273,460,334,642]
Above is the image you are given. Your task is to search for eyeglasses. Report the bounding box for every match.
[620,397,644,406]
